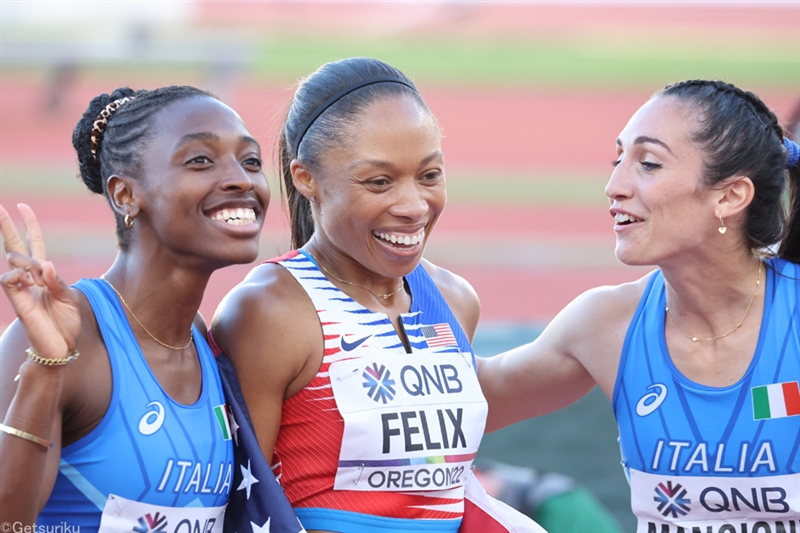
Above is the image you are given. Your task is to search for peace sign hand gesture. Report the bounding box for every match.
[0,204,80,360]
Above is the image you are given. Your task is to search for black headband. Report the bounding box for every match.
[291,76,418,157]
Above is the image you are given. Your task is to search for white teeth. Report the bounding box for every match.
[375,230,425,246]
[615,213,638,224]
[212,208,256,226]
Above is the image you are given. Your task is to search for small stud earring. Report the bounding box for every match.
[309,196,316,203]
[124,214,135,229]
[718,212,727,235]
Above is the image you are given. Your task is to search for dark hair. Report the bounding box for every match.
[658,80,800,262]
[278,57,432,249]
[72,85,214,250]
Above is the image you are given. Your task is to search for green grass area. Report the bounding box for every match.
[254,35,799,89]
[0,164,608,206]
[3,32,795,91]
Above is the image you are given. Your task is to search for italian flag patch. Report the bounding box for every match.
[213,404,232,440]
[752,381,800,420]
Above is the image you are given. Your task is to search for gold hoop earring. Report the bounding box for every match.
[124,214,135,229]
[718,212,727,235]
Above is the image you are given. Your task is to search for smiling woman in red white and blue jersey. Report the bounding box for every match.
[211,58,543,533]
[478,79,800,533]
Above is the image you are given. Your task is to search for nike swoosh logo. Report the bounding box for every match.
[340,334,372,352]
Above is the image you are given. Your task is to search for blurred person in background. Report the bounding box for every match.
[478,80,800,531]
[211,57,545,533]
[0,86,270,531]
[473,460,622,533]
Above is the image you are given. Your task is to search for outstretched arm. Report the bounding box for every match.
[478,282,642,432]
[0,204,81,523]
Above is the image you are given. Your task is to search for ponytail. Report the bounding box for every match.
[278,128,314,249]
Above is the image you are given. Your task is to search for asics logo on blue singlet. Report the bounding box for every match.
[636,384,668,416]
[138,401,166,435]
[341,334,372,352]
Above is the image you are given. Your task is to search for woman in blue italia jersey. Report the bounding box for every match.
[0,86,269,532]
[478,80,800,532]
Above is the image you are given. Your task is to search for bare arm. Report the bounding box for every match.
[211,263,321,463]
[0,205,81,523]
[478,280,646,432]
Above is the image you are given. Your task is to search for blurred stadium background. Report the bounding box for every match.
[2,1,798,529]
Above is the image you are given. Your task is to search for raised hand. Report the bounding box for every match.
[0,204,80,359]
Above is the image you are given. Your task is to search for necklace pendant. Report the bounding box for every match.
[691,337,698,342]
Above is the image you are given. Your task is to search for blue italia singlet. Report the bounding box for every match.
[37,278,234,533]
[614,258,800,533]
[272,250,488,533]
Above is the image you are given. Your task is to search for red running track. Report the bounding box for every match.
[2,81,797,171]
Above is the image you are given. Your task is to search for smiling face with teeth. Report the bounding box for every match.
[129,96,269,268]
[605,96,725,267]
[296,94,445,284]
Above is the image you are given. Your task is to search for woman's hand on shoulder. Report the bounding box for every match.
[211,261,322,461]
[556,276,651,393]
[420,259,481,342]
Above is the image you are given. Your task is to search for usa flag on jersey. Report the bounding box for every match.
[423,323,458,348]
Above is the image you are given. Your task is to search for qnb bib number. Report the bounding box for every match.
[629,470,800,533]
[329,352,487,492]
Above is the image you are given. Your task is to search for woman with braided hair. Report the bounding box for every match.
[479,80,800,531]
[0,86,270,531]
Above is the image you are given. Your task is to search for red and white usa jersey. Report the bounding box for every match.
[272,250,487,533]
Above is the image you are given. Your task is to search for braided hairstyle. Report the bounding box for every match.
[72,86,214,250]
[278,58,434,249]
[659,80,800,262]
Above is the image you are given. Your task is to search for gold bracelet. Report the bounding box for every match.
[25,348,79,366]
[0,422,53,448]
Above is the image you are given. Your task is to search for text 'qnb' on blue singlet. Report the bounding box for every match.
[613,258,800,533]
[37,278,234,533]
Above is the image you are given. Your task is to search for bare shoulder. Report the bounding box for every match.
[211,261,321,395]
[420,258,481,341]
[566,274,650,324]
[210,260,322,459]
[1,287,112,441]
[548,272,654,393]
[213,262,312,347]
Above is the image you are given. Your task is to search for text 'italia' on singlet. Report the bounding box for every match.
[37,278,234,533]
[614,258,800,533]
